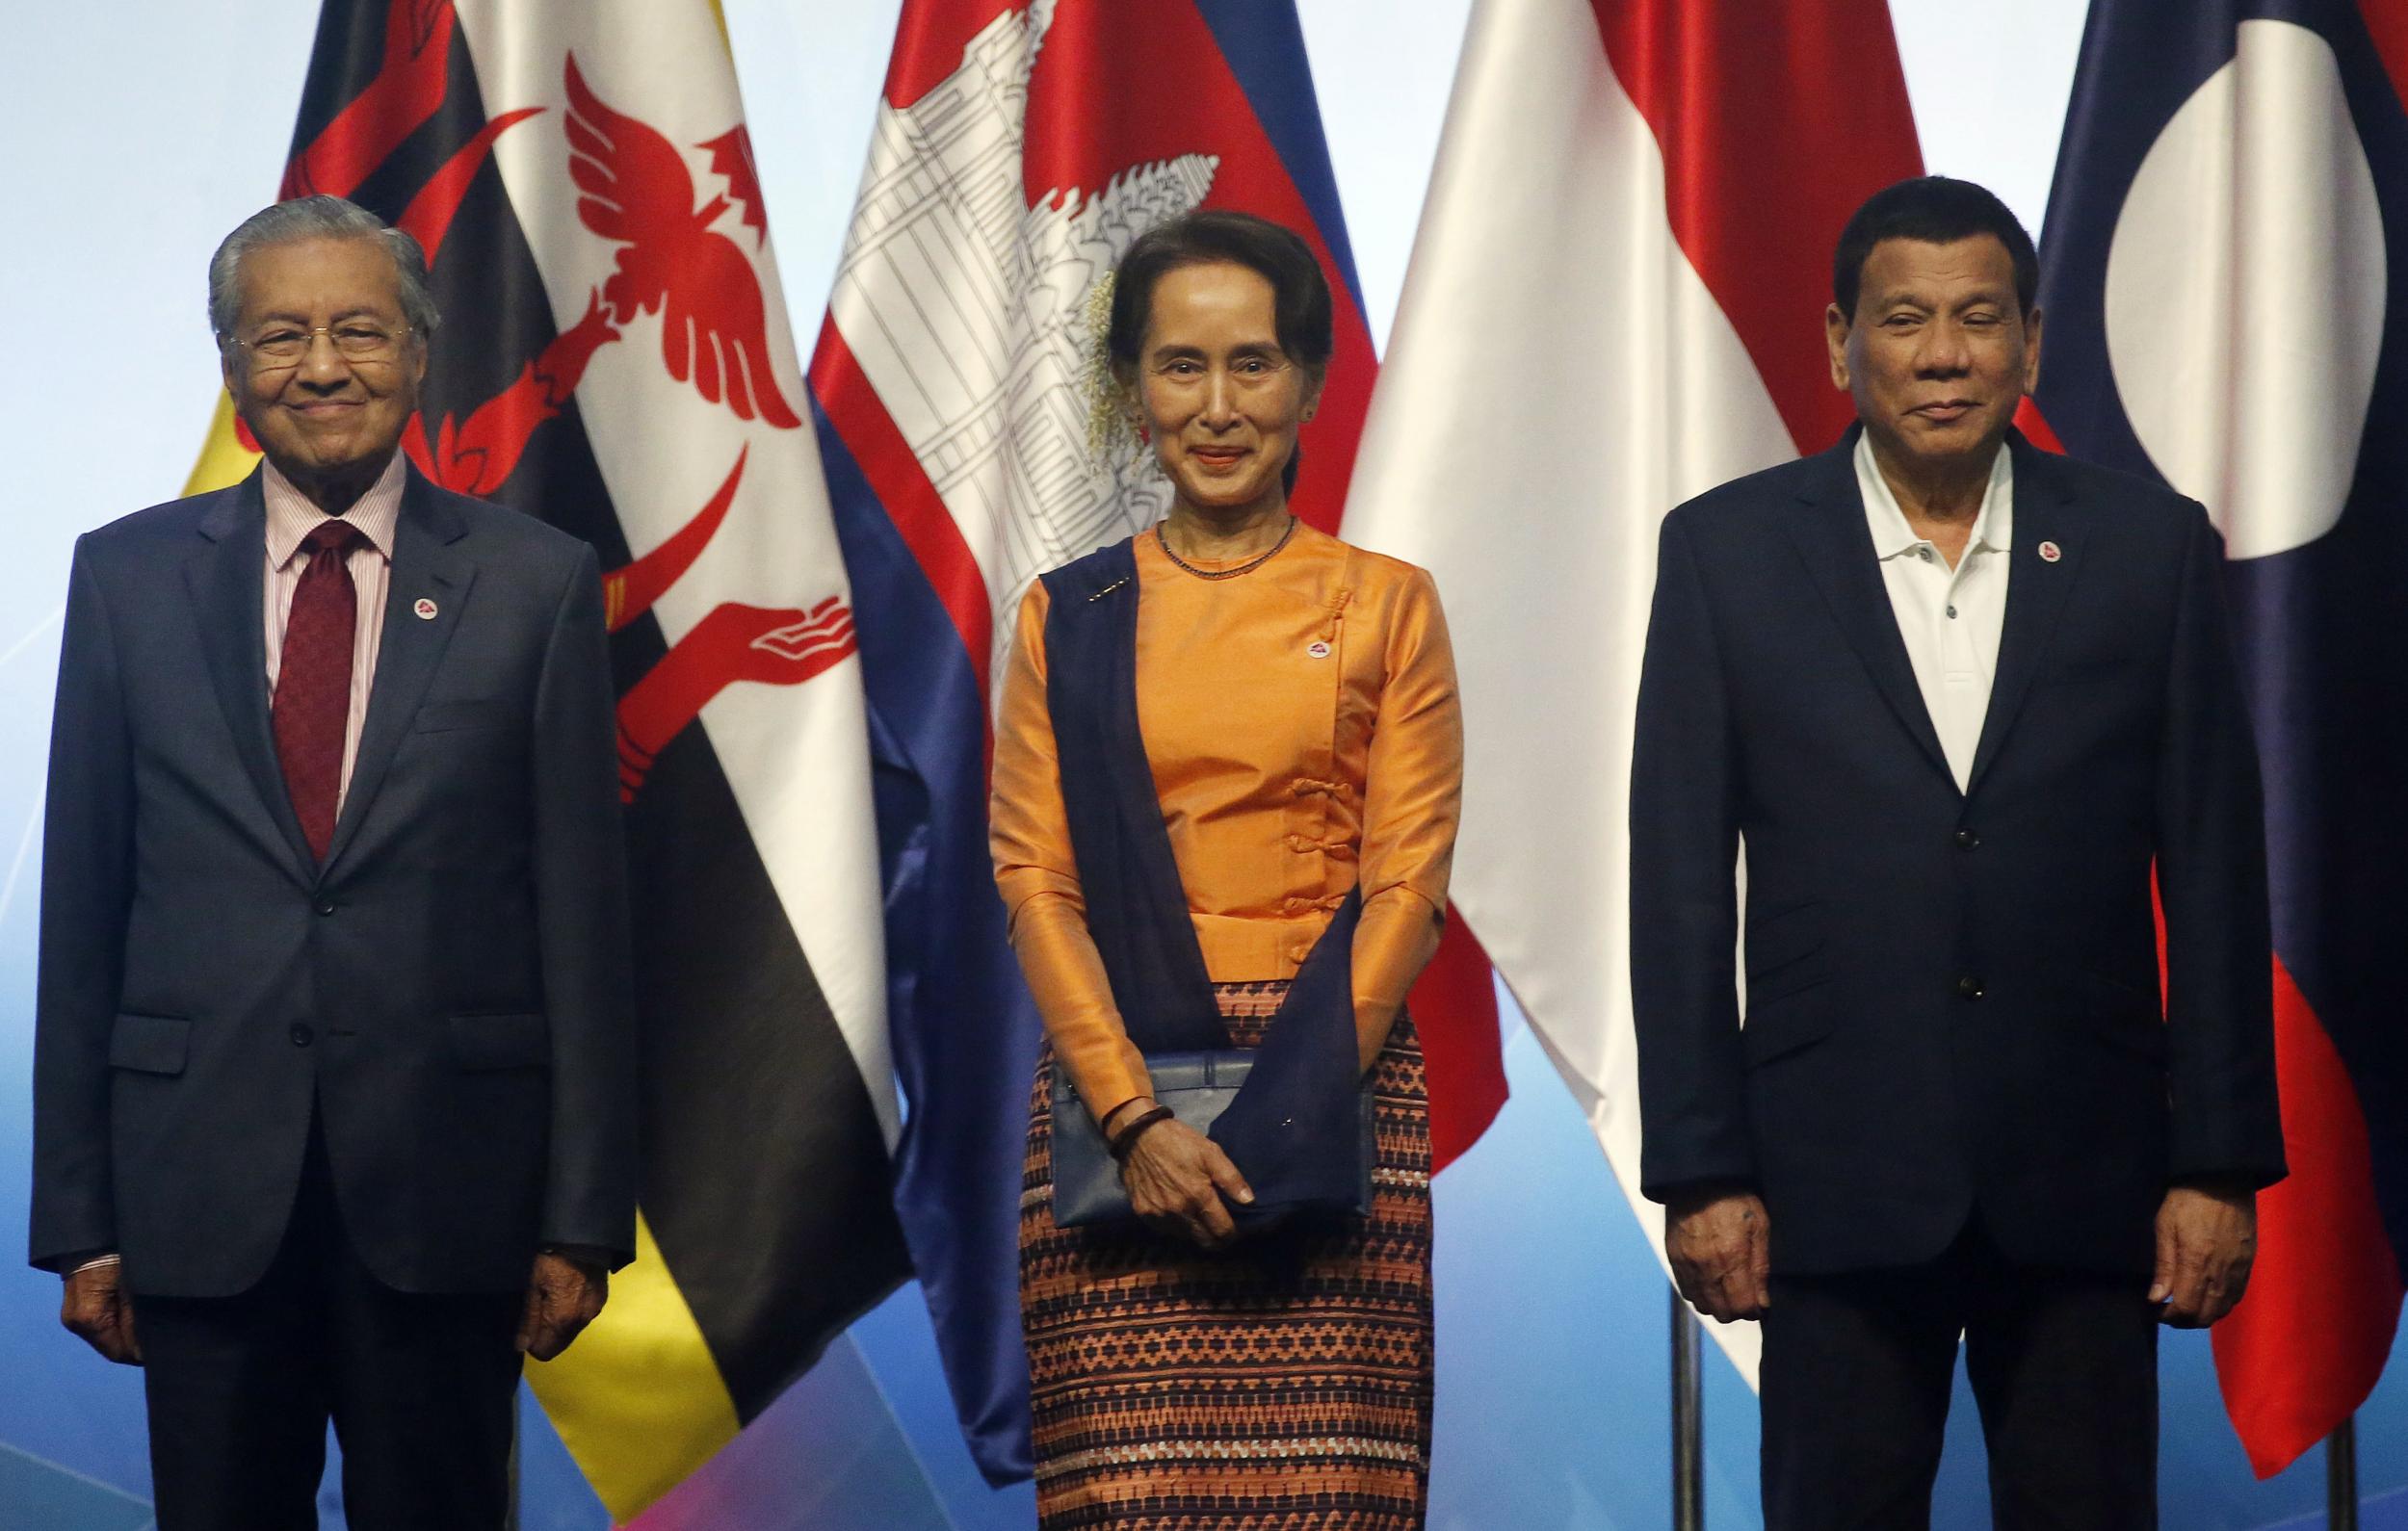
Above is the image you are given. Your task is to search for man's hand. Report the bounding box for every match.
[2152,1183,2257,1328]
[61,1259,141,1365]
[1118,1117,1256,1251]
[518,1251,609,1362]
[1666,1187,1772,1324]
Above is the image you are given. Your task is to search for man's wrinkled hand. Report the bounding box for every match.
[2152,1183,2256,1328]
[61,1260,141,1365]
[1666,1187,1772,1324]
[518,1251,609,1362]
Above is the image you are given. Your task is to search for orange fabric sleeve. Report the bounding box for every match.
[988,584,1152,1123]
[1350,567,1463,1071]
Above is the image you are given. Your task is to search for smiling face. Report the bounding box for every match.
[1827,234,2040,480]
[1128,260,1322,521]
[221,236,425,504]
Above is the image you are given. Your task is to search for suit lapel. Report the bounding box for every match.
[1781,432,1955,785]
[322,468,475,874]
[184,471,315,881]
[1965,434,2082,794]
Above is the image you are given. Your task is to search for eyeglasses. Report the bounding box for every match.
[223,322,414,368]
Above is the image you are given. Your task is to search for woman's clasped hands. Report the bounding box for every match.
[1109,1104,1257,1250]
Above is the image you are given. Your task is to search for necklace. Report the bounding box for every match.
[1156,515,1297,581]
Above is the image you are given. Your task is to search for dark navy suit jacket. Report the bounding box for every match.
[1631,428,2284,1278]
[30,461,637,1297]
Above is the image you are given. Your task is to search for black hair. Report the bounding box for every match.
[1832,175,2039,320]
[1107,210,1334,496]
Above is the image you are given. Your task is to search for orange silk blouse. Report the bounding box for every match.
[990,523,1464,1125]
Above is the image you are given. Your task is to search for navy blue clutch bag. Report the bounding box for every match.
[1049,1050,1375,1230]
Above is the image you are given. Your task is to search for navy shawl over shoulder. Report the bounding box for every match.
[1039,538,1365,1221]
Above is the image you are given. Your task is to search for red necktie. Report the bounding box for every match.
[273,521,362,863]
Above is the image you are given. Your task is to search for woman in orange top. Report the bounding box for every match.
[992,211,1462,1529]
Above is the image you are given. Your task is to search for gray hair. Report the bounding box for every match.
[207,195,441,348]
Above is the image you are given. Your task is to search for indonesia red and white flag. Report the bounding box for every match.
[1344,0,1923,1382]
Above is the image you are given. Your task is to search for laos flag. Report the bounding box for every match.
[808,0,1508,1482]
[2031,0,2408,1477]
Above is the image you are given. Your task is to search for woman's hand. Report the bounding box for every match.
[1117,1117,1256,1249]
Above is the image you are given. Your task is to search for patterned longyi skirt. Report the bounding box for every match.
[1019,981,1435,1530]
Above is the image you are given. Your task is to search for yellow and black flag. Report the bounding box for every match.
[186,0,905,1516]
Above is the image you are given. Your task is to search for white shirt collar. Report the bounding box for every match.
[1855,432,2014,562]
[262,451,406,568]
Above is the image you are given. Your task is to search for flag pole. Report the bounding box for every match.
[2328,1416,2358,1530]
[1672,1284,1703,1530]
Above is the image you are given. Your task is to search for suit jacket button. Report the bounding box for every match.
[313,898,336,917]
[1956,975,1984,1000]
[290,1023,315,1048]
[1954,829,1980,850]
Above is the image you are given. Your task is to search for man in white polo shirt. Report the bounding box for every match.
[1630,175,2284,1529]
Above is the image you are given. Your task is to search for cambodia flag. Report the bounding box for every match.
[810,0,1506,1481]
[185,1,904,1518]
[2030,0,2408,1477]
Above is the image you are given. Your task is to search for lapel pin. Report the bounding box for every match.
[2037,541,2062,563]
[413,597,439,620]
[1306,639,1331,660]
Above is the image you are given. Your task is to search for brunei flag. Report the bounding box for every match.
[184,0,903,1517]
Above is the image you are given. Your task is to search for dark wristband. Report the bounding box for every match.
[1108,1105,1176,1162]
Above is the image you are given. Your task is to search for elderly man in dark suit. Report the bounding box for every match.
[1631,176,2284,1529]
[30,195,636,1531]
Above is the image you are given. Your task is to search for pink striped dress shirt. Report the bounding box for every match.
[262,451,405,811]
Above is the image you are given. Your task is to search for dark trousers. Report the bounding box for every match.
[133,1116,523,1531]
[1760,1219,2159,1531]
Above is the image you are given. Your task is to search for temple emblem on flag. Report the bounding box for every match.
[827,0,1219,677]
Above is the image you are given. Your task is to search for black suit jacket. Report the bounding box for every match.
[1630,428,2284,1278]
[30,462,637,1297]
